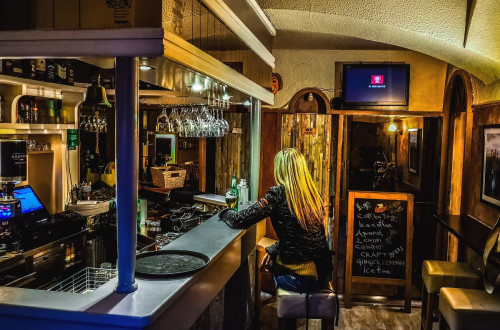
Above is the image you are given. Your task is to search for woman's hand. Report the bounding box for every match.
[260,252,272,272]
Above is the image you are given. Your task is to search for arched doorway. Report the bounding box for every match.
[438,70,473,261]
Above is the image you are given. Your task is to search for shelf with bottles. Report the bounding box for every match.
[0,74,84,128]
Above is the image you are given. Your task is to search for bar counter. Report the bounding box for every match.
[0,212,260,329]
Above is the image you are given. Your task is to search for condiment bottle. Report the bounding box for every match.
[70,243,75,261]
[64,245,71,263]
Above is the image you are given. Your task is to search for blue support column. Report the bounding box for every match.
[249,98,261,201]
[114,56,139,293]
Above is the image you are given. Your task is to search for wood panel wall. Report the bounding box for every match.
[465,102,500,227]
[281,114,332,215]
[215,112,250,195]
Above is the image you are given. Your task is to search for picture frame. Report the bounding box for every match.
[408,128,420,174]
[481,125,500,208]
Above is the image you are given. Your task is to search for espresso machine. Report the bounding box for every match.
[0,140,27,250]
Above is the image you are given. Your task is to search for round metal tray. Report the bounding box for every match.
[135,250,210,278]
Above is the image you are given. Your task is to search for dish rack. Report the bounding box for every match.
[47,267,117,294]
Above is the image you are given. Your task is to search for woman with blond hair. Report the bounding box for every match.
[219,148,333,292]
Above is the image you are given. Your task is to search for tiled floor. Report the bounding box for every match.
[260,302,424,330]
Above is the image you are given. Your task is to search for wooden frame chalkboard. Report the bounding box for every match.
[345,191,414,313]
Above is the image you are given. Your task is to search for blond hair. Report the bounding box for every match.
[273,148,325,231]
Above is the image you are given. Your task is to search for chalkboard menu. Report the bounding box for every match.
[345,191,414,313]
[352,198,407,279]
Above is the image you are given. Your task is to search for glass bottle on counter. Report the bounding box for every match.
[237,179,249,205]
[231,175,239,211]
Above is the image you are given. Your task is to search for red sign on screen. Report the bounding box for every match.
[371,75,384,84]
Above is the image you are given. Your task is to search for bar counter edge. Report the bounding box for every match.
[0,212,260,329]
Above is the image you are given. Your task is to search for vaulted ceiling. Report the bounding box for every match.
[257,0,500,84]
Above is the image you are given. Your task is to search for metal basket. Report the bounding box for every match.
[47,267,117,294]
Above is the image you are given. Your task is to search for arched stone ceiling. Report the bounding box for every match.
[257,0,500,84]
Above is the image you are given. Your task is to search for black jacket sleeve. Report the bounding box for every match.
[219,186,280,229]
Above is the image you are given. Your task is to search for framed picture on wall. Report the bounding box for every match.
[481,125,500,208]
[408,129,420,174]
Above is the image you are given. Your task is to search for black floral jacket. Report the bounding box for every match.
[219,185,333,281]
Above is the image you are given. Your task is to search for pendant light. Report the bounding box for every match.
[82,75,112,108]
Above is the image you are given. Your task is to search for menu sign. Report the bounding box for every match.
[345,191,413,312]
[352,198,407,279]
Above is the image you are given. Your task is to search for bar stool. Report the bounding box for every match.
[276,287,338,330]
[421,260,481,330]
[439,287,500,330]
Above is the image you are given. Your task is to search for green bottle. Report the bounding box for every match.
[231,175,239,211]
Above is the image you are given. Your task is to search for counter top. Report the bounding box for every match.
[193,194,227,206]
[0,212,248,329]
[433,214,500,269]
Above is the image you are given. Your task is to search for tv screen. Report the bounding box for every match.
[342,64,410,108]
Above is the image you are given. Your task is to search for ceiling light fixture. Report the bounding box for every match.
[222,94,231,101]
[139,65,155,71]
[243,100,251,106]
[388,123,397,132]
[191,84,203,92]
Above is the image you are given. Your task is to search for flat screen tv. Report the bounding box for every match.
[342,64,410,109]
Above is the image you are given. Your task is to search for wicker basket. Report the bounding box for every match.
[151,166,186,189]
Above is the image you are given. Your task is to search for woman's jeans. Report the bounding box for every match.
[274,274,322,292]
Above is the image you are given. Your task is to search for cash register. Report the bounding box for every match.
[0,140,85,252]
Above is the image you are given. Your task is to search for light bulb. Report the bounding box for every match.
[191,84,203,92]
[388,123,397,132]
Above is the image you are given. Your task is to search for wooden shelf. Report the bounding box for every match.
[28,150,54,155]
[0,123,76,134]
[0,74,87,97]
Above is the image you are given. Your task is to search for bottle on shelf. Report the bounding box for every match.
[55,60,67,84]
[66,60,75,85]
[70,243,75,261]
[64,244,71,263]
[46,99,55,124]
[23,59,36,80]
[46,59,56,83]
[35,59,46,81]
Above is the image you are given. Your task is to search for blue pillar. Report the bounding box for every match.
[249,98,261,201]
[114,56,139,293]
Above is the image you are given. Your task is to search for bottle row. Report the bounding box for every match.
[1,59,74,85]
[0,59,116,89]
[15,95,69,124]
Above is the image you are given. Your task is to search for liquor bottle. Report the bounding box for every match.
[23,59,36,80]
[54,99,62,124]
[70,243,75,261]
[66,60,75,85]
[231,175,239,211]
[46,99,55,124]
[35,97,46,124]
[31,97,38,123]
[35,59,46,81]
[55,60,67,84]
[11,59,23,77]
[3,59,14,76]
[46,59,56,83]
[64,245,71,263]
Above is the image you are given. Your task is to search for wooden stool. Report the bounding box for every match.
[439,287,500,330]
[276,288,338,330]
[421,260,481,330]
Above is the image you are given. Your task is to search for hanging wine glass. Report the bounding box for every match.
[156,107,169,133]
